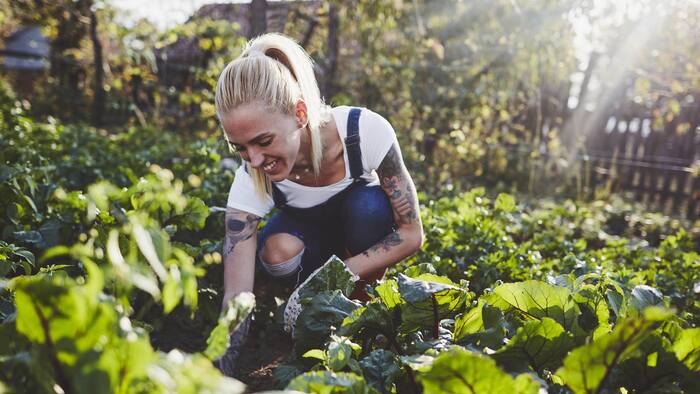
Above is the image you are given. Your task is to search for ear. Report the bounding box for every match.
[294,99,308,127]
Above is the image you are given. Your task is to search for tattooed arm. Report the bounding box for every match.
[344,143,423,279]
[221,207,261,310]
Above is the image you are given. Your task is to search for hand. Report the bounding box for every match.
[213,313,251,377]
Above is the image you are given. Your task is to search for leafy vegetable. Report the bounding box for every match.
[492,280,582,332]
[555,308,672,394]
[293,290,362,357]
[493,317,574,372]
[418,347,539,394]
[286,371,379,394]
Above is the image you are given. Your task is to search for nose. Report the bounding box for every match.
[247,148,265,168]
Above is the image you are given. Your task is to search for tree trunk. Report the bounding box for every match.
[299,13,319,49]
[90,10,105,127]
[561,51,599,151]
[250,0,268,39]
[323,3,339,100]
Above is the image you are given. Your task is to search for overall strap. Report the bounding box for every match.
[271,182,286,208]
[345,108,363,180]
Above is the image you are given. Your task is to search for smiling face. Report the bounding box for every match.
[221,101,308,182]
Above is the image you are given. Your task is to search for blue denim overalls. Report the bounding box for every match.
[256,108,395,287]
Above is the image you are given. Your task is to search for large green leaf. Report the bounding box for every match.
[555,308,672,394]
[340,300,394,339]
[13,274,102,351]
[172,197,209,230]
[397,274,470,334]
[150,350,246,394]
[293,290,362,358]
[493,317,574,372]
[628,285,664,315]
[287,371,379,394]
[11,268,157,394]
[359,350,403,393]
[417,347,539,394]
[493,280,581,331]
[272,362,306,389]
[375,279,402,309]
[324,335,362,373]
[573,284,611,340]
[106,229,161,300]
[613,332,687,391]
[297,256,358,302]
[453,299,507,349]
[673,328,700,372]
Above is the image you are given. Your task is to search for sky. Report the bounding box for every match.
[112,0,224,29]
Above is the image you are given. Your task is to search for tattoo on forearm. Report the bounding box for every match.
[223,209,260,257]
[378,145,419,225]
[362,232,403,257]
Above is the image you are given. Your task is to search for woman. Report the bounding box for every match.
[214,33,423,376]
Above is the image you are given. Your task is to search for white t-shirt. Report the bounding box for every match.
[226,106,398,217]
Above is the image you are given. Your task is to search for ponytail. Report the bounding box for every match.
[215,33,330,197]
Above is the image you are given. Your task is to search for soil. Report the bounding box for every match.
[233,316,293,392]
[148,271,295,392]
[233,274,295,392]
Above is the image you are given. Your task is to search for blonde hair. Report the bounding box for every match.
[215,33,330,197]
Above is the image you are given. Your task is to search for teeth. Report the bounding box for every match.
[263,160,277,171]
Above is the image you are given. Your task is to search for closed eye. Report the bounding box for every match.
[258,137,273,147]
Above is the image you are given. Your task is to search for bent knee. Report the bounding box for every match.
[261,233,305,265]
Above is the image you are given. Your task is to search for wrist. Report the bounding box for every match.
[342,256,362,277]
[221,290,236,310]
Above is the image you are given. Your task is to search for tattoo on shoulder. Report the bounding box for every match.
[223,209,261,257]
[362,232,403,258]
[378,145,418,225]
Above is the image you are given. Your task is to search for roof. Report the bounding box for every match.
[2,26,49,70]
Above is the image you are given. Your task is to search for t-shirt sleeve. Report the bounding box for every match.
[226,166,274,217]
[359,108,400,171]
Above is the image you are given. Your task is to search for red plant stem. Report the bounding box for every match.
[431,294,439,339]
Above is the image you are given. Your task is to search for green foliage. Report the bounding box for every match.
[0,241,34,277]
[204,292,255,361]
[492,280,582,332]
[287,370,379,394]
[293,291,362,358]
[418,347,539,394]
[674,328,700,372]
[297,256,359,302]
[6,259,249,393]
[555,309,672,394]
[492,317,575,372]
[358,350,403,393]
[0,97,244,391]
[278,189,699,393]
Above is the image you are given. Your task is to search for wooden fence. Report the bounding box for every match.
[582,102,700,219]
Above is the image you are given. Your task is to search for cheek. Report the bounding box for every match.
[280,134,299,160]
